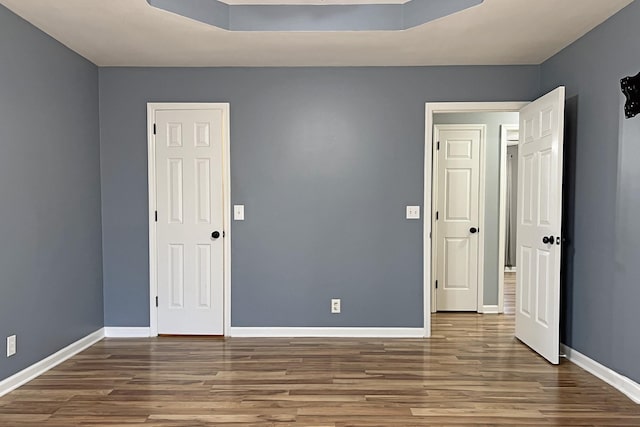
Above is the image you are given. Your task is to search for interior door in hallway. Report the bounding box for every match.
[155,108,225,335]
[434,125,484,311]
[515,87,565,364]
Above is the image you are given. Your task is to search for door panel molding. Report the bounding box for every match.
[147,103,231,337]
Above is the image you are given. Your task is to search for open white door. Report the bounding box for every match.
[515,87,565,364]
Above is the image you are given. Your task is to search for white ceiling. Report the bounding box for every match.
[0,0,633,67]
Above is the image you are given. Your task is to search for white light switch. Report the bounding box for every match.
[234,205,245,221]
[406,206,420,219]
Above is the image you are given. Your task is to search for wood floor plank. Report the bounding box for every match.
[1,280,639,426]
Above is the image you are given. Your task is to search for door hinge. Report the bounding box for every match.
[437,141,440,150]
[436,211,439,221]
[223,231,226,238]
[155,211,158,222]
[153,123,157,135]
[155,296,158,307]
[429,231,432,239]
[435,280,438,289]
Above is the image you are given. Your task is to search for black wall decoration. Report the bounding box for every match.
[621,72,640,119]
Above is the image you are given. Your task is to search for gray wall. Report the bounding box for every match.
[0,6,103,381]
[434,112,519,306]
[99,66,539,327]
[541,0,640,383]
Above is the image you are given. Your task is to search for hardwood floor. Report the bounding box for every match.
[1,305,638,425]
[504,271,516,314]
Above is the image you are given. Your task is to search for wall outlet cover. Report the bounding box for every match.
[331,298,341,314]
[7,335,16,357]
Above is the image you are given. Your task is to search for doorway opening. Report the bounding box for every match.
[430,113,519,315]
[424,89,566,365]
[424,102,526,336]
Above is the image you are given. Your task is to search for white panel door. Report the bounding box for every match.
[434,125,483,311]
[155,109,225,335]
[516,87,565,364]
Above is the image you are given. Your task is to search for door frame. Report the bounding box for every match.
[424,102,528,336]
[431,124,487,313]
[498,124,520,313]
[147,102,232,337]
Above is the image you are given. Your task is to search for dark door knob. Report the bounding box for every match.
[543,235,555,245]
[211,231,220,239]
[470,227,478,234]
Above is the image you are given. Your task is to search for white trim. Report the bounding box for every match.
[477,125,487,313]
[561,344,640,404]
[0,329,104,397]
[498,124,519,314]
[222,106,232,340]
[147,103,232,337]
[229,327,426,338]
[423,104,432,336]
[429,125,437,315]
[104,327,152,338]
[424,102,528,337]
[431,124,486,314]
[505,266,517,272]
[147,106,157,336]
[481,305,500,314]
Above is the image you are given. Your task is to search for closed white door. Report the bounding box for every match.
[515,87,565,364]
[155,108,225,335]
[434,125,484,311]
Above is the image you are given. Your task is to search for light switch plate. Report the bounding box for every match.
[406,206,420,219]
[234,205,245,221]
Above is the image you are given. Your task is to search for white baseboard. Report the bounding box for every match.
[228,327,426,338]
[561,344,640,404]
[504,267,517,272]
[481,305,500,314]
[104,327,151,338]
[0,328,104,398]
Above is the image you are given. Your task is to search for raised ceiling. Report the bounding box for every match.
[147,0,484,31]
[0,0,633,66]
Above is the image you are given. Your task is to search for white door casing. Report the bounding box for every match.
[433,125,485,312]
[515,87,565,364]
[152,106,229,335]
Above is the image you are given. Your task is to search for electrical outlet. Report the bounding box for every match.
[331,298,341,314]
[7,335,16,357]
